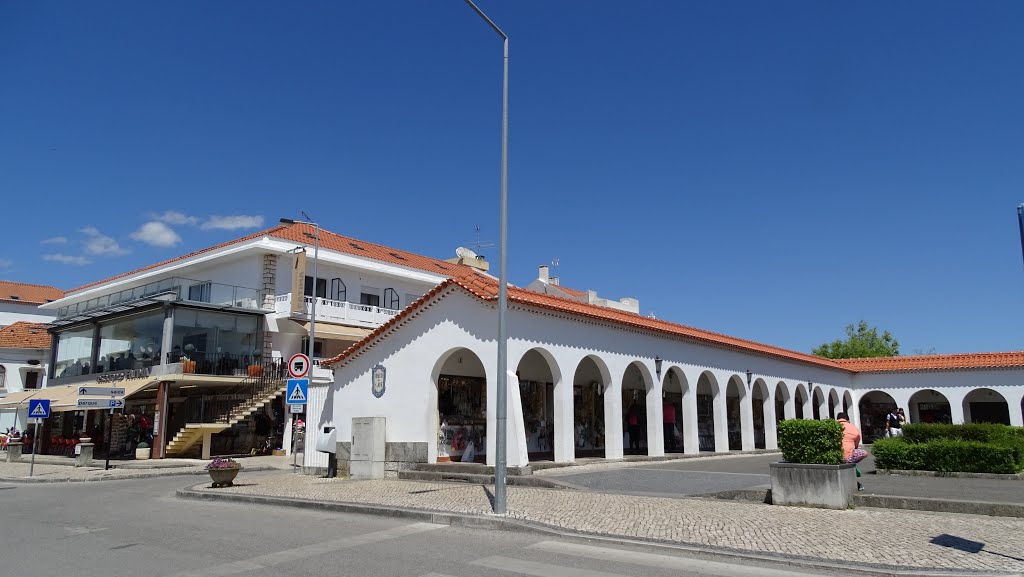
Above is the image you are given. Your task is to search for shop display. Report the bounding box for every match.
[520,380,553,455]
[697,394,714,451]
[437,375,486,462]
[573,384,604,453]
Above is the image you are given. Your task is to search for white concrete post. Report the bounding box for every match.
[646,378,665,457]
[740,385,754,451]
[783,384,796,420]
[682,369,699,455]
[948,395,966,425]
[553,378,575,463]
[764,391,778,450]
[604,379,624,460]
[1008,390,1024,427]
[713,382,729,453]
[801,388,813,420]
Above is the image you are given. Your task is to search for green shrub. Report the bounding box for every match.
[777,419,843,465]
[873,437,1021,474]
[902,423,1022,445]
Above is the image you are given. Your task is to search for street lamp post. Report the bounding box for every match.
[463,0,510,515]
[280,215,320,473]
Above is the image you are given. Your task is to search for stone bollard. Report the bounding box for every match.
[6,440,24,462]
[75,441,94,467]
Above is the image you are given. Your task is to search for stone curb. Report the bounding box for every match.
[705,488,1024,518]
[877,469,1024,480]
[175,484,1020,577]
[0,465,278,484]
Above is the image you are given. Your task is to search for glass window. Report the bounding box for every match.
[188,282,211,303]
[172,308,261,368]
[383,288,399,310]
[330,278,346,302]
[55,326,94,377]
[97,310,164,373]
[24,371,40,389]
[0,366,5,390]
[300,337,325,358]
[304,276,326,299]
[360,293,380,307]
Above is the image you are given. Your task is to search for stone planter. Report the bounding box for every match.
[208,467,241,488]
[135,447,151,460]
[5,440,23,462]
[770,462,856,509]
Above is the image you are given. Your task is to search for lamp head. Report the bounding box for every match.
[279,218,296,225]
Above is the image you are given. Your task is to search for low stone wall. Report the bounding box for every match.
[336,441,427,479]
[770,462,856,509]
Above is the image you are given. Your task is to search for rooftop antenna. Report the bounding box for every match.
[464,224,495,257]
[551,257,560,275]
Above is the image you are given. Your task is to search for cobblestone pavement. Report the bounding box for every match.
[0,454,294,481]
[192,474,1024,573]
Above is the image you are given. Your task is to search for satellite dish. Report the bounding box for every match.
[456,246,478,260]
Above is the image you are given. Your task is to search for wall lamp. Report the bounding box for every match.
[745,369,752,387]
[654,356,663,380]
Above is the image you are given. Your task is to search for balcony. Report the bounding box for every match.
[274,293,400,329]
[56,277,265,320]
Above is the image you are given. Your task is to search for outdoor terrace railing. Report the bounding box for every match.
[57,277,264,318]
[273,293,400,327]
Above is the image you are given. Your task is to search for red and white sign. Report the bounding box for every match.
[288,353,310,378]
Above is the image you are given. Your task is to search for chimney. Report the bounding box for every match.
[550,276,560,286]
[538,265,549,283]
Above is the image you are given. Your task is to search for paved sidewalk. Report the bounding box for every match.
[186,473,1024,574]
[0,454,296,482]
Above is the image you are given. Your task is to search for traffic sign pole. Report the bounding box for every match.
[29,421,40,477]
[105,408,114,471]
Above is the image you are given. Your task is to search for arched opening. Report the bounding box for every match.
[435,347,487,463]
[963,388,1010,425]
[752,380,770,449]
[774,382,790,426]
[828,389,839,420]
[516,348,559,462]
[572,356,609,457]
[909,389,951,424]
[696,371,719,451]
[725,376,745,451]
[858,391,897,443]
[622,363,649,455]
[812,387,824,420]
[843,391,853,414]
[794,384,807,419]
[662,367,686,453]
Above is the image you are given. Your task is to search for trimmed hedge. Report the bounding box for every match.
[777,419,843,465]
[901,423,1024,445]
[873,437,1023,474]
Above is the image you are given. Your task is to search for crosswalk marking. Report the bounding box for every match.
[165,522,445,577]
[528,541,811,577]
[470,556,630,577]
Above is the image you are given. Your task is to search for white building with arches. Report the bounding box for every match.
[312,271,1024,473]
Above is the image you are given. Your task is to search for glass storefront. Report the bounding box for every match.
[54,326,94,377]
[96,310,165,373]
[171,309,261,371]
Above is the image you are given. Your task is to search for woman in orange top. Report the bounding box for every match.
[837,412,866,491]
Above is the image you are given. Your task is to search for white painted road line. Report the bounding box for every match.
[528,541,823,577]
[470,556,631,577]
[165,522,446,577]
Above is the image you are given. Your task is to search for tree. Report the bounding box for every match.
[812,320,900,359]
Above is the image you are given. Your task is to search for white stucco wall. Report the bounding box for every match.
[0,302,56,327]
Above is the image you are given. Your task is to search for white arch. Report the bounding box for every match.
[430,346,490,464]
[752,379,774,450]
[513,347,562,463]
[725,374,749,451]
[696,371,724,452]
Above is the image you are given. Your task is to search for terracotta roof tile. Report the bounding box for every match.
[554,285,588,298]
[835,352,1024,372]
[323,271,851,371]
[0,322,51,349]
[0,281,63,305]
[68,223,477,295]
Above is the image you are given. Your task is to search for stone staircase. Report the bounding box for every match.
[165,359,287,458]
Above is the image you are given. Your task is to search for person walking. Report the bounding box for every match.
[886,409,903,437]
[837,412,867,491]
[663,399,677,452]
[626,403,641,453]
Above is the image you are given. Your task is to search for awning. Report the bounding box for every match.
[0,378,158,413]
[301,322,371,341]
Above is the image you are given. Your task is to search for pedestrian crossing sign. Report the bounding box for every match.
[28,399,50,419]
[287,379,308,405]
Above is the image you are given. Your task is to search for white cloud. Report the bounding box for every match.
[152,211,199,226]
[80,226,129,256]
[43,253,92,266]
[41,236,68,245]
[201,215,265,230]
[0,258,11,269]
[130,221,182,247]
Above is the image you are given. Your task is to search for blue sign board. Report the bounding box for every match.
[286,379,309,405]
[28,399,50,419]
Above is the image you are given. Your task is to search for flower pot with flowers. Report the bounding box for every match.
[206,456,242,488]
[182,344,197,373]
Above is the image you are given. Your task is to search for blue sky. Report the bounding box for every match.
[2,1,1023,356]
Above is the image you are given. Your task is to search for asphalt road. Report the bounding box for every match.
[0,474,840,577]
